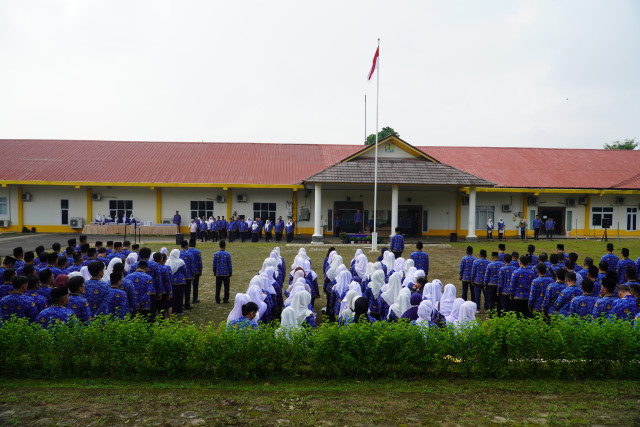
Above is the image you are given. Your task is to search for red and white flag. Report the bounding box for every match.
[367,45,379,82]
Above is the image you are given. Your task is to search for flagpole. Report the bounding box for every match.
[372,38,379,252]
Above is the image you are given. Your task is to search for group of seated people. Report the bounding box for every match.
[0,235,204,327]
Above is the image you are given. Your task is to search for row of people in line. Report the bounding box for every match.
[188,216,295,243]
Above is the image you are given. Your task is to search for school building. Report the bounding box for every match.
[0,137,639,241]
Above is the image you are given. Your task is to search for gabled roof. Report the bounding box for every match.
[303,157,494,186]
[420,146,640,190]
[342,135,438,162]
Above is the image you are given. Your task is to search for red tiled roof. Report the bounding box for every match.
[420,146,640,190]
[0,140,361,186]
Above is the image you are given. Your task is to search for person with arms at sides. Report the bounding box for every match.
[0,275,38,322]
[497,253,515,314]
[484,251,504,316]
[526,244,538,267]
[36,286,76,328]
[471,249,489,313]
[189,219,197,241]
[154,252,172,319]
[112,262,136,316]
[333,216,341,237]
[518,217,527,240]
[264,219,273,243]
[81,261,109,317]
[544,217,555,240]
[173,210,182,233]
[459,246,475,303]
[497,243,506,261]
[25,274,47,314]
[497,218,505,241]
[510,255,535,318]
[213,240,232,304]
[99,272,130,320]
[166,250,187,316]
[609,283,639,321]
[555,271,583,317]
[486,217,494,241]
[178,240,194,311]
[126,260,154,319]
[66,276,91,323]
[251,220,260,242]
[365,269,385,320]
[601,243,619,273]
[274,216,284,242]
[354,209,363,233]
[616,248,634,285]
[569,278,598,319]
[187,239,203,304]
[529,263,552,316]
[0,269,16,299]
[410,241,429,280]
[285,218,295,243]
[390,227,404,259]
[228,301,259,331]
[532,215,542,240]
[592,276,618,319]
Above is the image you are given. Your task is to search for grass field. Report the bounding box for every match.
[1,378,638,426]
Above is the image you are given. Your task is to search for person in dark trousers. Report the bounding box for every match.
[173,211,182,233]
[212,241,232,304]
[533,215,542,240]
[390,227,404,259]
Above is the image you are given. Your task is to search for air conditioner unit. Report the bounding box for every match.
[501,204,512,212]
[615,197,625,205]
[578,197,587,205]
[92,193,102,201]
[21,192,31,202]
[69,217,84,229]
[299,208,311,221]
[0,220,9,227]
[216,195,226,203]
[528,196,538,206]
[566,198,576,207]
[237,194,247,203]
[461,196,469,206]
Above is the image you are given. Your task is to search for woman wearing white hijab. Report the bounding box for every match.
[388,287,412,321]
[297,247,311,263]
[338,289,361,323]
[276,306,302,341]
[326,254,343,283]
[125,253,137,273]
[160,247,168,256]
[414,300,436,328]
[431,279,443,303]
[288,268,306,296]
[352,253,368,283]
[80,266,91,281]
[454,301,478,332]
[403,258,414,275]
[391,257,406,278]
[104,258,122,282]
[226,293,250,326]
[291,289,315,327]
[284,282,306,307]
[422,282,434,303]
[382,251,395,278]
[166,248,188,314]
[364,269,385,318]
[445,298,465,324]
[438,284,457,317]
[332,270,352,318]
[402,267,417,288]
[379,272,402,320]
[302,260,319,300]
[350,248,364,268]
[246,278,268,323]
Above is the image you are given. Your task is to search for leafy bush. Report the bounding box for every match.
[0,314,638,380]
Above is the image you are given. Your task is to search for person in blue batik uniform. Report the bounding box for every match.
[66,276,92,323]
[25,274,47,313]
[106,242,126,262]
[0,276,38,322]
[616,248,635,285]
[188,239,203,304]
[81,261,110,317]
[173,210,182,233]
[609,284,639,321]
[555,271,583,317]
[410,241,429,280]
[37,268,55,306]
[1,268,16,300]
[390,227,405,259]
[227,301,259,331]
[483,252,504,314]
[354,209,363,233]
[569,278,598,319]
[285,219,295,243]
[99,272,130,320]
[130,248,161,316]
[592,277,618,319]
[532,215,542,240]
[528,263,552,314]
[126,261,154,318]
[154,252,172,319]
[44,252,64,279]
[545,217,555,240]
[239,218,249,242]
[459,246,476,303]
[36,286,76,329]
[600,243,619,274]
[275,216,285,242]
[213,240,233,304]
[498,253,516,313]
[179,241,194,311]
[471,249,490,311]
[167,249,187,315]
[510,255,535,318]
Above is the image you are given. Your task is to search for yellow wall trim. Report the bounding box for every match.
[156,189,162,224]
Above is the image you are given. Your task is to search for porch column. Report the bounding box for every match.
[391,184,399,237]
[312,183,323,243]
[466,187,478,241]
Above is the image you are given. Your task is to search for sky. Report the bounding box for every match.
[0,0,638,148]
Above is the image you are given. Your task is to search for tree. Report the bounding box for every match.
[365,126,399,145]
[604,138,637,150]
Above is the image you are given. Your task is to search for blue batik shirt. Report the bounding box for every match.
[510,267,535,299]
[390,235,404,252]
[555,285,583,316]
[67,294,92,323]
[188,248,203,275]
[529,276,553,310]
[498,265,516,295]
[126,271,154,311]
[484,260,505,286]
[131,260,161,294]
[275,220,284,232]
[36,306,76,329]
[570,294,598,319]
[179,250,193,280]
[543,282,566,315]
[228,316,259,331]
[616,258,635,284]
[0,293,38,322]
[600,253,619,273]
[410,251,429,276]
[459,255,476,281]
[592,295,617,319]
[609,295,639,321]
[99,288,130,320]
[82,279,110,316]
[212,250,232,277]
[471,258,490,284]
[25,290,47,313]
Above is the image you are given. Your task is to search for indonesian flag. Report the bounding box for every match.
[367,45,379,81]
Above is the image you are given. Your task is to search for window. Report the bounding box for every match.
[422,210,429,232]
[475,206,495,230]
[327,209,333,232]
[109,200,133,223]
[0,196,7,216]
[566,211,573,232]
[190,200,214,219]
[627,208,637,231]
[592,207,613,227]
[61,199,69,225]
[253,202,276,222]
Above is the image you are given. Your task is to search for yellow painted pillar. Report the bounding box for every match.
[17,186,24,230]
[156,188,162,224]
[226,189,232,219]
[583,195,591,237]
[456,191,462,237]
[522,193,529,237]
[86,188,92,224]
[292,189,298,234]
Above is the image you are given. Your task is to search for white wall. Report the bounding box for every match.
[91,186,156,223]
[22,186,87,225]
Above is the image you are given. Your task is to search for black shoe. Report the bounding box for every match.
[185,305,192,310]
[193,300,200,304]
[216,301,221,304]
[223,301,229,304]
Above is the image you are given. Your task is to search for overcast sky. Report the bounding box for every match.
[1,0,638,148]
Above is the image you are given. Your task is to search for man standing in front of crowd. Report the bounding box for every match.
[390,227,404,259]
[173,211,182,233]
[212,241,232,304]
[275,216,285,242]
[533,215,542,240]
[354,209,363,233]
[545,217,555,240]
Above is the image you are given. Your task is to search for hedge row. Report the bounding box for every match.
[1,314,639,379]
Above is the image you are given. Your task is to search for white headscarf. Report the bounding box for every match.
[382,251,395,273]
[104,258,122,282]
[80,266,91,281]
[334,270,352,297]
[326,255,344,282]
[297,248,310,262]
[445,298,465,324]
[261,267,277,295]
[415,270,425,280]
[381,272,402,306]
[393,257,405,273]
[339,289,361,321]
[389,287,411,318]
[276,306,302,340]
[351,249,364,265]
[227,293,250,325]
[68,271,82,279]
[372,261,382,272]
[364,262,375,281]
[125,253,137,273]
[290,255,306,274]
[402,267,417,288]
[369,269,385,299]
[251,222,258,231]
[166,249,185,274]
[327,250,337,268]
[285,282,306,306]
[259,259,272,276]
[348,281,363,297]
[246,279,268,320]
[303,260,316,281]
[289,268,306,292]
[422,282,434,303]
[439,284,457,317]
[354,254,368,278]
[416,300,434,325]
[432,279,443,303]
[291,290,313,324]
[454,301,478,329]
[403,258,414,274]
[160,247,168,256]
[269,250,281,266]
